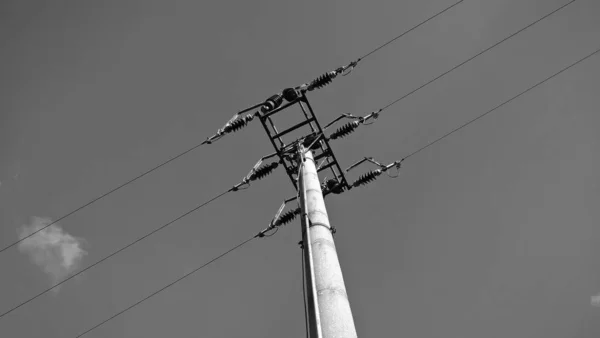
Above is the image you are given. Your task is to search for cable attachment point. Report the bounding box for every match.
[322,178,346,195]
[302,132,324,151]
[256,197,301,238]
[325,109,381,140]
[346,157,403,189]
[340,58,360,76]
[297,59,362,93]
[224,114,256,133]
[205,112,258,144]
[232,153,280,191]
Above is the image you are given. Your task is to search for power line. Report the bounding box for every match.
[0,140,210,254]
[320,1,578,144]
[68,45,600,338]
[0,189,231,319]
[0,0,464,256]
[379,0,577,113]
[6,4,590,332]
[402,47,600,160]
[71,5,596,336]
[359,0,465,61]
[75,235,255,338]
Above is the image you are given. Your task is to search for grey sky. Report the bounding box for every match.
[1,0,599,337]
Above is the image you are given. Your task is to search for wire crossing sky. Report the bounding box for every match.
[358,0,465,61]
[377,0,577,113]
[0,189,231,319]
[1,1,599,337]
[401,46,600,160]
[0,141,209,254]
[0,1,578,321]
[54,45,600,338]
[74,234,256,338]
[0,0,465,255]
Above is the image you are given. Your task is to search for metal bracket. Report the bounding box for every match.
[256,93,349,194]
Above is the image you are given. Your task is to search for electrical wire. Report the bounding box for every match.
[0,189,231,319]
[262,227,279,237]
[359,0,465,61]
[74,235,255,338]
[0,0,468,255]
[378,0,577,113]
[69,45,600,336]
[65,45,600,338]
[73,12,598,337]
[0,140,210,254]
[1,0,585,325]
[402,47,600,161]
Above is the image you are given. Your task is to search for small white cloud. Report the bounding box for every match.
[17,217,87,293]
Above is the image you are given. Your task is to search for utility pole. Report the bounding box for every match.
[246,63,394,337]
[299,147,357,338]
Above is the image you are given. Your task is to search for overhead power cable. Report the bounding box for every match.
[378,0,577,113]
[1,152,281,319]
[14,10,593,336]
[319,0,578,143]
[0,153,279,318]
[318,47,599,192]
[74,42,598,338]
[73,23,598,338]
[0,141,210,254]
[75,234,256,338]
[359,0,464,61]
[0,189,230,319]
[401,47,600,161]
[0,0,464,255]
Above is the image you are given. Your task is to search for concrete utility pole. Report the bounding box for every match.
[195,57,402,337]
[252,84,364,337]
[299,147,357,338]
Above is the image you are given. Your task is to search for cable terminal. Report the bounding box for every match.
[256,196,300,238]
[296,59,361,94]
[346,157,403,189]
[324,109,381,140]
[232,153,280,191]
[205,112,258,145]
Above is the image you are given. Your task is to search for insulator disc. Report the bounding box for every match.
[276,208,300,226]
[308,72,334,91]
[353,170,381,188]
[329,121,359,140]
[250,162,279,181]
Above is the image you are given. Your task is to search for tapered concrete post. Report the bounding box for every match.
[300,148,357,338]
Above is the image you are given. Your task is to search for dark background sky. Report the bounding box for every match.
[1,0,599,337]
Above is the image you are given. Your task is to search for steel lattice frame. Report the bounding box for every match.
[257,93,348,194]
